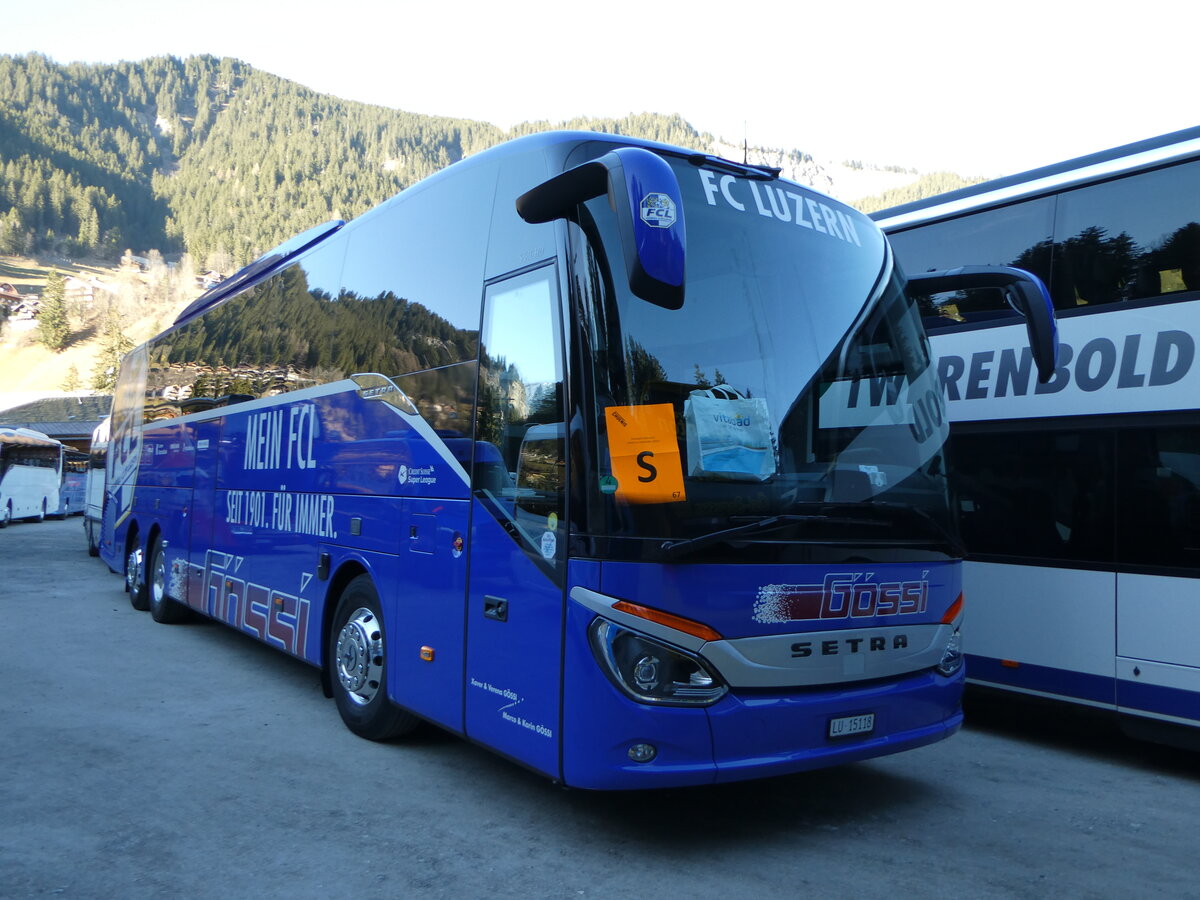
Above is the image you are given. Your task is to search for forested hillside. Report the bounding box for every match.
[854,171,987,214]
[0,53,732,270]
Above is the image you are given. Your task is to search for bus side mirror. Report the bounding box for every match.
[906,265,1059,383]
[517,147,686,309]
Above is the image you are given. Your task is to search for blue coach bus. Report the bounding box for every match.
[100,131,1055,788]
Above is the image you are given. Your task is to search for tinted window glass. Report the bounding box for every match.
[955,423,1200,572]
[889,197,1055,328]
[340,159,499,358]
[952,429,1114,563]
[143,238,346,418]
[1117,426,1200,569]
[1053,160,1200,310]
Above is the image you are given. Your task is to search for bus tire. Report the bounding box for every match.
[329,575,419,741]
[126,540,149,611]
[149,538,188,624]
[0,502,10,528]
[86,521,100,557]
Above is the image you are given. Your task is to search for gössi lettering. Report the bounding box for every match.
[195,551,313,660]
[243,403,319,471]
[754,572,931,624]
[938,330,1194,401]
[697,171,862,247]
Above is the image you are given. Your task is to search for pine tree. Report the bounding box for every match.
[36,268,71,351]
[61,363,81,391]
[91,307,134,392]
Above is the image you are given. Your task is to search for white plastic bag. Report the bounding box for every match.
[683,387,776,482]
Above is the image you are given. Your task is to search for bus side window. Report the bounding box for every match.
[951,428,1114,564]
[1053,160,1200,308]
[889,196,1055,328]
[1117,426,1200,569]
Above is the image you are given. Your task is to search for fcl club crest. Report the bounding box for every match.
[640,192,677,228]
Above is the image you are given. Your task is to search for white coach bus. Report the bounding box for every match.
[875,126,1200,748]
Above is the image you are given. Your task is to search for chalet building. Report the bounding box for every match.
[0,395,111,452]
[0,282,22,305]
[64,275,100,308]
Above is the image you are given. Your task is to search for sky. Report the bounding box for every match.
[6,0,1197,177]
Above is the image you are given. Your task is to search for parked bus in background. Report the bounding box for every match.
[56,448,87,518]
[83,418,109,555]
[0,426,63,526]
[100,131,1054,788]
[874,126,1200,748]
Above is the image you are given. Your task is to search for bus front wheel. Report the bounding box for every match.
[329,575,419,741]
[0,502,10,528]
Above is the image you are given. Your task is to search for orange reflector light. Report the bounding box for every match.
[420,646,435,662]
[611,600,722,642]
[940,592,964,625]
[1001,659,1020,669]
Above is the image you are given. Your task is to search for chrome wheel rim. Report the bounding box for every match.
[150,548,166,610]
[125,546,143,594]
[335,607,384,706]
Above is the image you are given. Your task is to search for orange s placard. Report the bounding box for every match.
[604,404,686,504]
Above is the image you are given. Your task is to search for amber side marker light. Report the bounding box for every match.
[940,593,964,625]
[420,646,435,662]
[611,600,722,642]
[1001,659,1021,669]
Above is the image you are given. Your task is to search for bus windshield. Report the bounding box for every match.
[574,155,953,559]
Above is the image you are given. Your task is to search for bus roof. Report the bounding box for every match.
[0,426,61,449]
[871,125,1200,229]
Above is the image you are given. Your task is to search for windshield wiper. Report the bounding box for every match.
[660,513,883,559]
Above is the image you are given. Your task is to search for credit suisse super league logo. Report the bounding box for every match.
[640,193,677,228]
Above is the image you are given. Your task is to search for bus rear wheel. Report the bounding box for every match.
[149,538,188,624]
[329,575,419,741]
[126,542,149,611]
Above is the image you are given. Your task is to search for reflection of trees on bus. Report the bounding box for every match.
[913,220,1200,323]
[143,262,479,414]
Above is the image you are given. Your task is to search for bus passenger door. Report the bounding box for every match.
[1114,426,1200,731]
[185,418,222,613]
[465,265,567,778]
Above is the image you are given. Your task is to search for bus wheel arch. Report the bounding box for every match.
[327,571,419,741]
[0,501,11,528]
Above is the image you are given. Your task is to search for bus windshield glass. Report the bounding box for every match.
[574,153,953,558]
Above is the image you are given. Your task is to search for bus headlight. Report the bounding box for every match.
[588,619,727,706]
[936,627,963,677]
